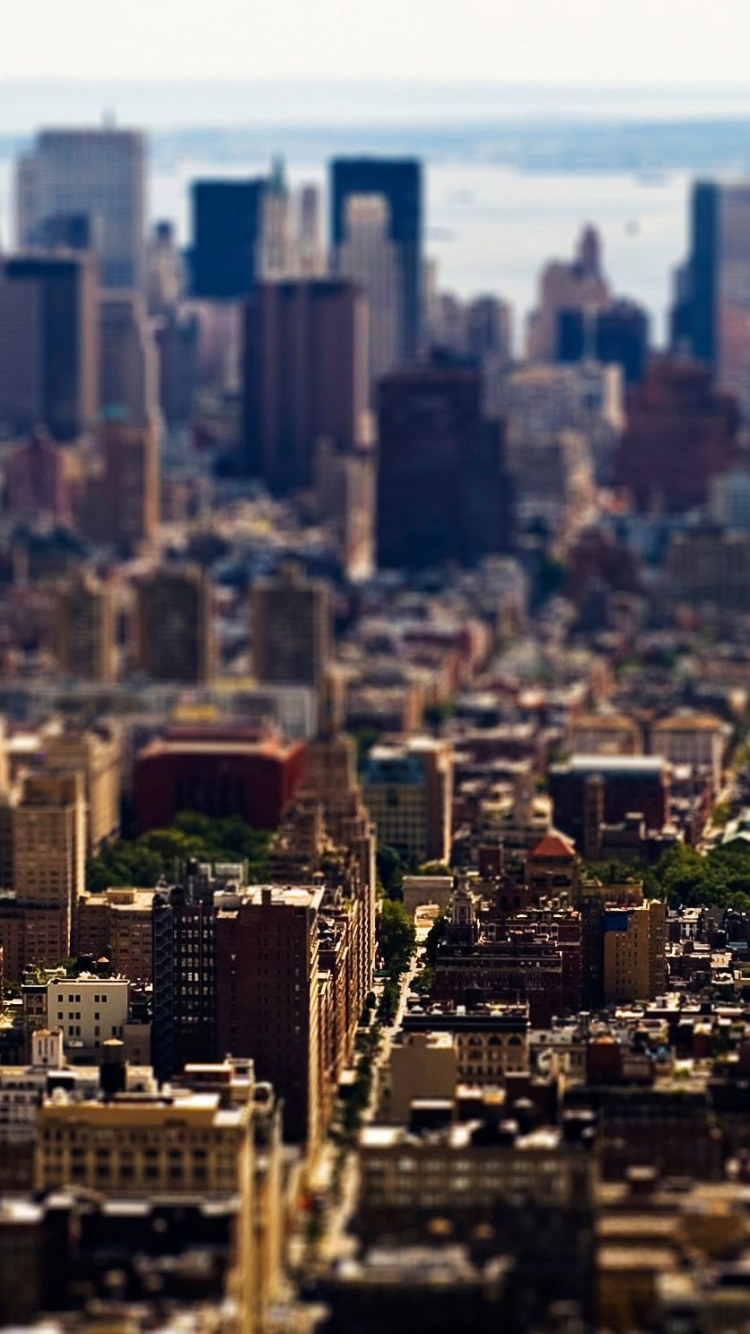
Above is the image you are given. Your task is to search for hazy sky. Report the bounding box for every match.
[2,0,750,84]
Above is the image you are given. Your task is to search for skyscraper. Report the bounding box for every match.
[0,253,98,440]
[12,771,87,966]
[135,564,213,683]
[215,884,324,1146]
[331,158,422,363]
[672,181,750,415]
[17,127,146,290]
[243,278,368,491]
[297,184,324,276]
[252,562,331,690]
[557,300,649,384]
[337,194,399,395]
[377,361,513,569]
[190,179,267,299]
[99,291,160,425]
[53,572,117,683]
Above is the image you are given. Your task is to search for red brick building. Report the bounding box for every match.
[133,728,305,832]
[614,357,739,511]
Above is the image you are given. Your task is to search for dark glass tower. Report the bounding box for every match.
[671,181,718,370]
[331,158,422,362]
[190,179,266,299]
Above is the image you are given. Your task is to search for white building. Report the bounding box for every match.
[46,974,129,1057]
[17,127,146,290]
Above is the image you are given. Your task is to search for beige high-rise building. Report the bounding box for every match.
[100,418,160,549]
[53,573,116,683]
[99,291,160,424]
[315,438,375,582]
[12,772,86,965]
[252,562,331,690]
[337,194,399,397]
[45,728,121,854]
[603,899,667,1004]
[135,564,213,683]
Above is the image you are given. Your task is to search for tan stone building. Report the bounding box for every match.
[569,713,643,757]
[52,572,117,682]
[603,899,667,1004]
[45,727,121,854]
[11,772,86,966]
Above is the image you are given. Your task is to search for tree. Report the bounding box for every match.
[376,845,406,900]
[377,898,416,974]
[86,814,271,893]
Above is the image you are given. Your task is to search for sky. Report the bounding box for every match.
[2,0,750,86]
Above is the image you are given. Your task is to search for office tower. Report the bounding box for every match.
[53,572,117,682]
[155,311,199,426]
[4,428,75,524]
[297,183,324,276]
[258,157,293,279]
[465,295,513,366]
[377,362,513,569]
[45,728,121,854]
[363,738,453,864]
[673,181,750,415]
[0,253,98,440]
[145,220,183,315]
[100,419,160,548]
[672,181,718,368]
[527,225,611,361]
[216,884,324,1145]
[613,356,739,511]
[135,564,213,683]
[190,178,266,299]
[99,290,159,425]
[243,278,368,491]
[603,899,667,1003]
[252,562,331,689]
[13,771,86,965]
[331,158,422,362]
[337,194,399,394]
[18,127,146,290]
[557,299,649,383]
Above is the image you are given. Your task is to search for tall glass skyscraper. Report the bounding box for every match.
[331,158,422,365]
[674,180,750,417]
[17,127,146,291]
